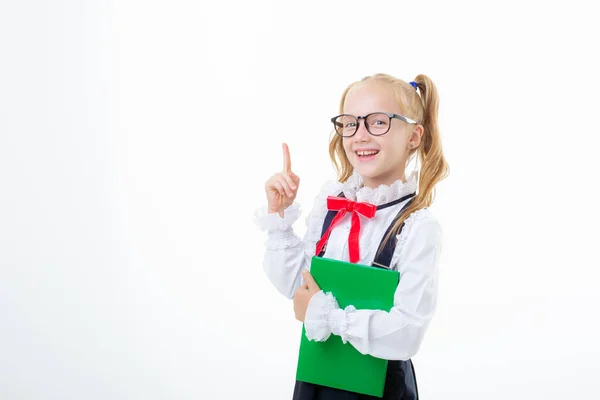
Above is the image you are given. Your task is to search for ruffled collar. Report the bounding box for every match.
[341,170,418,206]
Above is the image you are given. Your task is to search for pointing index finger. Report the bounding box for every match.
[282,142,292,172]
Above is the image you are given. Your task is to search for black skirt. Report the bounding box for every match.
[292,360,418,400]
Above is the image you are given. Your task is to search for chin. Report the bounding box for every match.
[352,164,379,179]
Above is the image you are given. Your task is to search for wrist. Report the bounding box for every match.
[268,207,284,217]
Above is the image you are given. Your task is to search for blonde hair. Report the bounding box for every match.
[328,73,449,254]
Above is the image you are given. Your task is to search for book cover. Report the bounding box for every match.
[296,256,400,397]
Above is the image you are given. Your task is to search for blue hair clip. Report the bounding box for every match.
[409,81,418,89]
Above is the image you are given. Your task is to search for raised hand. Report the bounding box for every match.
[265,143,300,216]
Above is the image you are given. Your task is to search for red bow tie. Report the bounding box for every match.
[315,196,377,263]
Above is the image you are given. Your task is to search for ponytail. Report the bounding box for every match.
[378,74,449,257]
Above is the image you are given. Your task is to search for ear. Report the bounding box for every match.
[408,125,424,149]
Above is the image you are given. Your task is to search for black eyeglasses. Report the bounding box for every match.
[331,112,418,137]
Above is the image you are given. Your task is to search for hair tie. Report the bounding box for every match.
[409,81,418,89]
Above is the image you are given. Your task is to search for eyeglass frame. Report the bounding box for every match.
[330,112,418,137]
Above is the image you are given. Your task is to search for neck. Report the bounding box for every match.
[361,170,407,189]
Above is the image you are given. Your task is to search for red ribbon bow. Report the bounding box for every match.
[315,196,377,263]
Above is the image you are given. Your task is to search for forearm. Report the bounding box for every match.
[304,291,432,360]
[255,204,312,299]
[263,235,311,299]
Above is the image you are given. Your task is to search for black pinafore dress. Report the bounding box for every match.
[293,193,419,400]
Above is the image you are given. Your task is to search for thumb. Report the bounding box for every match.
[302,270,319,290]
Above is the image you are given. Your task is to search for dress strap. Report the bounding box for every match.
[371,195,416,269]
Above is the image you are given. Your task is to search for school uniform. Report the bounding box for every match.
[254,170,443,399]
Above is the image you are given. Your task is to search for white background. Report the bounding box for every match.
[1,1,599,399]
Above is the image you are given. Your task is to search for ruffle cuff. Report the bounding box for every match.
[304,291,356,344]
[253,204,301,232]
[253,204,303,250]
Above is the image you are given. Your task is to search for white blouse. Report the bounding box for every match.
[254,170,443,361]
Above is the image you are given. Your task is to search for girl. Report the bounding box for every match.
[255,73,449,399]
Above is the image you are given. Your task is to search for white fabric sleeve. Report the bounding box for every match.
[254,181,341,299]
[303,210,443,360]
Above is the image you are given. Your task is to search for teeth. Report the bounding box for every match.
[357,150,378,156]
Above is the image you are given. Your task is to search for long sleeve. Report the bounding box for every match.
[254,181,343,299]
[303,210,443,361]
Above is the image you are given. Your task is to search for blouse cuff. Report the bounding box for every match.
[304,291,356,344]
[253,204,301,232]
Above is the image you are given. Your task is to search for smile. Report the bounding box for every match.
[355,150,379,160]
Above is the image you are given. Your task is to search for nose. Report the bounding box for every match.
[353,117,370,141]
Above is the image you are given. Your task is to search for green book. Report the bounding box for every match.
[296,256,400,397]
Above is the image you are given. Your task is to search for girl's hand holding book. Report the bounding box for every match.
[293,270,321,322]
